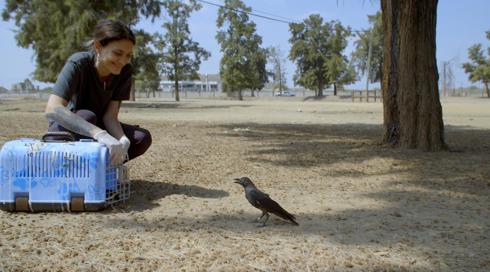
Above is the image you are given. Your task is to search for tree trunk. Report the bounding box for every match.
[381,0,446,151]
[333,83,337,96]
[238,90,243,100]
[130,78,136,101]
[484,82,490,98]
[317,82,324,97]
[174,79,180,102]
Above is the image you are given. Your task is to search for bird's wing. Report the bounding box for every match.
[249,189,297,223]
[246,189,267,208]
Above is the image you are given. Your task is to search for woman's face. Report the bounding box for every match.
[96,39,134,76]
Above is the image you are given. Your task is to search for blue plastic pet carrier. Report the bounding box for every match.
[0,133,130,212]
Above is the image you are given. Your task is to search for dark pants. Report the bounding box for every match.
[47,109,152,161]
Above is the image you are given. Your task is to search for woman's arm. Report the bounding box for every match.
[103,100,130,161]
[102,100,126,140]
[44,94,104,138]
[45,94,125,164]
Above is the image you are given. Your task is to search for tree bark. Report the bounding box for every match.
[484,82,489,98]
[381,0,446,151]
[174,79,180,102]
[333,83,337,96]
[130,78,136,101]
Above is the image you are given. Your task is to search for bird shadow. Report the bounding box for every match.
[107,179,229,212]
[104,184,488,270]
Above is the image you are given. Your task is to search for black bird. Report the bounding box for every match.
[234,177,299,226]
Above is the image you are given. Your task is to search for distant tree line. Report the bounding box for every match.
[2,0,374,101]
[4,0,486,152]
[462,30,490,98]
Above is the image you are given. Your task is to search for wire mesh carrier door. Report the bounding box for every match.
[105,163,130,208]
[0,132,131,212]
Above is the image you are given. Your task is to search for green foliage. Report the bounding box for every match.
[2,0,161,83]
[216,0,267,99]
[325,22,355,90]
[462,30,490,96]
[159,0,210,101]
[351,12,383,83]
[250,47,268,92]
[133,30,161,94]
[289,14,351,96]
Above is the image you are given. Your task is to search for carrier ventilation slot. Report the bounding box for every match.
[13,152,90,178]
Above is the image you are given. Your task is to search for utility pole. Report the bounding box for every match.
[365,28,373,102]
[442,61,447,97]
[278,65,283,94]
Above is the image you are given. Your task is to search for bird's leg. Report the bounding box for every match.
[256,211,266,222]
[258,213,270,227]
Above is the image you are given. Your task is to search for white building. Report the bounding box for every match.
[160,74,221,93]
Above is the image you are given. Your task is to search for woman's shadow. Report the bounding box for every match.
[120,179,229,211]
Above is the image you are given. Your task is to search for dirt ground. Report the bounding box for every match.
[0,96,489,271]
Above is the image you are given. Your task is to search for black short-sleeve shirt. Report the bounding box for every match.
[53,51,132,125]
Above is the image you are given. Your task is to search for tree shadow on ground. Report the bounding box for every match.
[106,122,489,270]
[302,95,352,101]
[106,184,488,270]
[115,179,229,211]
[212,123,490,193]
[209,122,489,270]
[121,102,251,110]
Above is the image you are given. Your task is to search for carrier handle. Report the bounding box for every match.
[41,131,76,142]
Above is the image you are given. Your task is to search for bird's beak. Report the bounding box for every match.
[233,178,241,184]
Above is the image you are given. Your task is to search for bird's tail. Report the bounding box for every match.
[277,208,299,226]
[288,215,299,226]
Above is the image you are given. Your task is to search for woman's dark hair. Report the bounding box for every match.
[86,19,135,48]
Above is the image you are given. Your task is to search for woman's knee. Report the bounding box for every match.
[75,110,97,124]
[129,127,152,159]
[137,128,152,153]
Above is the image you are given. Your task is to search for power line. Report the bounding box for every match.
[196,0,296,24]
[216,0,298,23]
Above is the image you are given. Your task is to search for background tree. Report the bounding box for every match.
[440,59,457,97]
[216,0,266,100]
[352,12,383,84]
[2,0,162,100]
[329,59,357,95]
[462,30,490,98]
[289,14,329,97]
[324,22,353,95]
[249,47,268,97]
[267,46,288,95]
[10,79,36,93]
[133,30,162,99]
[289,15,351,97]
[160,0,210,102]
[381,0,446,151]
[20,79,36,93]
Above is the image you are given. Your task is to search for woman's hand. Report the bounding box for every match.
[94,130,125,165]
[119,135,131,161]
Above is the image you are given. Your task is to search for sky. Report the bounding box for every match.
[0,0,489,90]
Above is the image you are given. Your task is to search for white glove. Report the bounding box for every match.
[94,130,125,165]
[119,135,131,162]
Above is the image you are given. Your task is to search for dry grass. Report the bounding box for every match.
[0,96,489,271]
